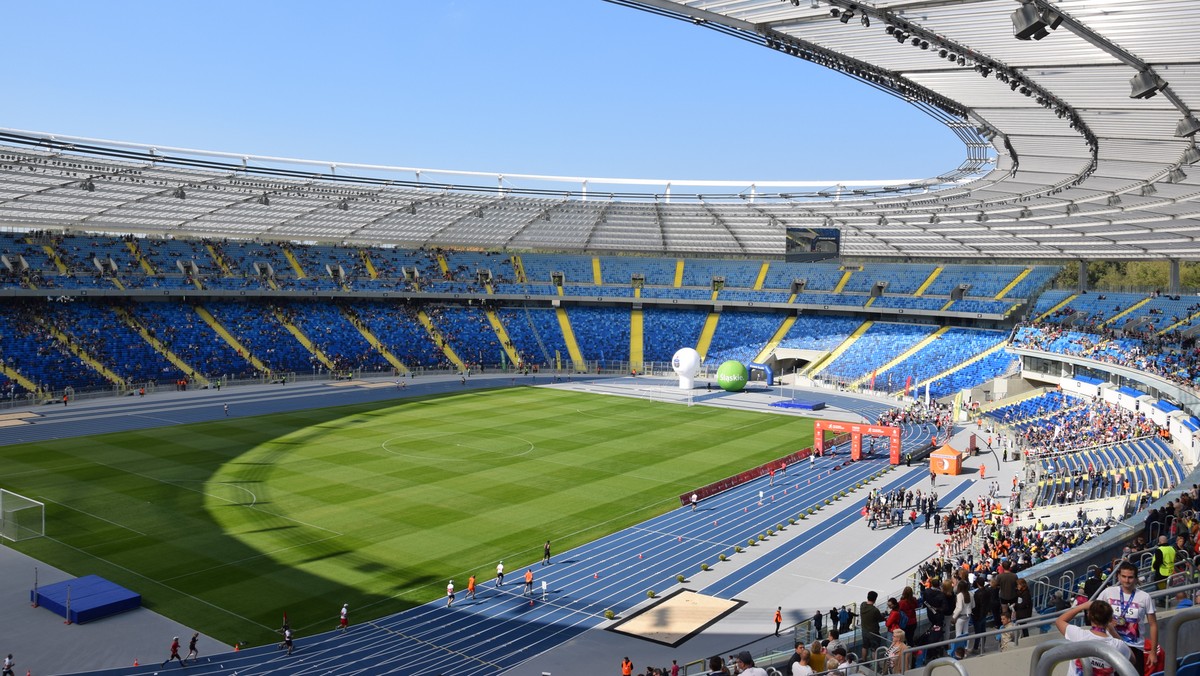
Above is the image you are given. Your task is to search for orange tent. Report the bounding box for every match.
[930,445,964,476]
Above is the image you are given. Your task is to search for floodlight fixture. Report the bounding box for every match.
[407,203,418,215]
[337,199,350,211]
[1177,114,1200,138]
[1167,168,1187,184]
[1012,1,1053,40]
[976,212,989,223]
[81,178,95,192]
[829,8,840,17]
[877,215,888,226]
[860,13,870,27]
[1065,202,1080,215]
[928,213,940,224]
[811,0,819,8]
[172,186,186,199]
[257,193,270,206]
[1018,207,1034,219]
[1130,70,1168,100]
[1141,183,1157,197]
[1183,144,1200,166]
[1107,195,1122,207]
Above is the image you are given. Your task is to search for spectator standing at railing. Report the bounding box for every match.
[859,591,884,661]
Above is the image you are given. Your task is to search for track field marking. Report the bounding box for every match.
[364,620,502,670]
[629,526,738,548]
[38,496,148,536]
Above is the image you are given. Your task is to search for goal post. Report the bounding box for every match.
[0,489,45,541]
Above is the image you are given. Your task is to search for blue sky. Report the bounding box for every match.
[0,1,962,186]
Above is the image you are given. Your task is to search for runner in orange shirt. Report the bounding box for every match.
[467,574,477,600]
[523,569,534,597]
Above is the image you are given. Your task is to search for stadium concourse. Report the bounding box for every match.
[0,372,1007,675]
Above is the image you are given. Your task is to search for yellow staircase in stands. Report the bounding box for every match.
[418,310,466,371]
[995,268,1031,299]
[753,262,770,290]
[360,250,379,279]
[914,267,942,296]
[36,318,126,389]
[592,257,603,285]
[752,315,798,363]
[1035,294,1077,322]
[673,260,685,287]
[340,306,409,374]
[485,310,522,368]
[274,309,335,370]
[0,362,39,395]
[206,243,234,276]
[833,269,854,293]
[849,326,951,389]
[630,308,645,373]
[193,305,271,375]
[126,240,157,274]
[114,307,209,387]
[555,308,587,371]
[696,312,721,360]
[1102,297,1151,326]
[41,244,69,274]
[915,341,1009,393]
[282,246,307,279]
[511,255,527,283]
[806,321,872,377]
[1160,308,1200,335]
[110,278,125,290]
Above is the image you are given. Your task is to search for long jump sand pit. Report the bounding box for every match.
[607,590,743,647]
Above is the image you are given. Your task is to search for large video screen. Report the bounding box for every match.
[785,226,840,261]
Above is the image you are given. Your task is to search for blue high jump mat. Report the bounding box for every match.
[32,574,142,623]
[770,400,826,411]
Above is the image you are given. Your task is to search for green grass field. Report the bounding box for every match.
[3,387,813,645]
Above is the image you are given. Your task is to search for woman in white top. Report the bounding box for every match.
[952,579,974,654]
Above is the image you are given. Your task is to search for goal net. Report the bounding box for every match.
[0,489,45,541]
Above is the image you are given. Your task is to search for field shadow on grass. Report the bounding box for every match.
[297,549,355,565]
[238,524,299,534]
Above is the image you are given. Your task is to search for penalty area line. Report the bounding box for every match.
[42,535,276,631]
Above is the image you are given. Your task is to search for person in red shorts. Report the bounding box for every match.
[162,636,184,668]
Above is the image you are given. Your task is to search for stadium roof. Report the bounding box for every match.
[1,0,1198,260]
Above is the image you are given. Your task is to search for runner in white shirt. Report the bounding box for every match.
[1096,561,1157,672]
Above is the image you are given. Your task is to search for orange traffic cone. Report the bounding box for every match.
[133,659,139,667]
[594,573,598,579]
[638,553,643,559]
[234,643,241,652]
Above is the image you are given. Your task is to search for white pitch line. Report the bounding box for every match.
[157,534,342,583]
[38,496,148,536]
[43,535,275,631]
